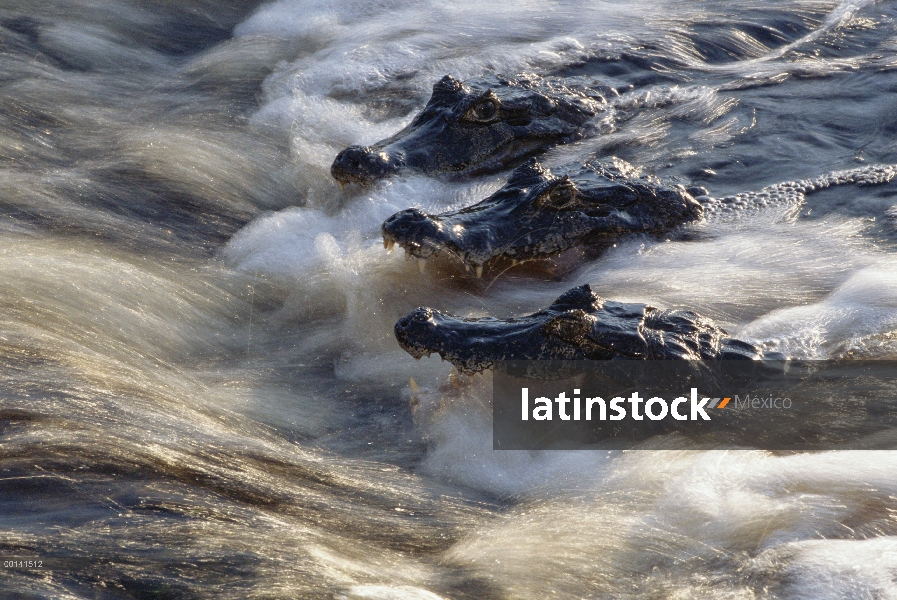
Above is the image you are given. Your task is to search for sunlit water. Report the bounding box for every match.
[3,1,897,598]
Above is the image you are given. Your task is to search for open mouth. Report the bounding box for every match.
[381,230,491,277]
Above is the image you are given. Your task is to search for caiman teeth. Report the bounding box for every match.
[383,238,395,253]
[418,258,427,274]
[475,265,483,278]
[464,263,471,273]
[405,248,411,260]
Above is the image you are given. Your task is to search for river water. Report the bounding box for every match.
[3,1,897,598]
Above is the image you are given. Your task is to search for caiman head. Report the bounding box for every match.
[394,285,763,374]
[381,158,704,275]
[331,74,612,186]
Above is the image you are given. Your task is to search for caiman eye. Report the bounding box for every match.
[536,178,579,210]
[464,99,499,123]
[541,311,592,342]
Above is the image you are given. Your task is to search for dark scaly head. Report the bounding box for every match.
[394,285,767,372]
[332,74,609,186]
[394,285,653,374]
[381,159,561,272]
[382,158,703,274]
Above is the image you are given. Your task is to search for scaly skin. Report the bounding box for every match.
[382,160,897,275]
[394,284,764,374]
[331,73,614,186]
[382,157,704,274]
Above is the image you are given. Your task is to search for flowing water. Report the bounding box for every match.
[3,0,897,598]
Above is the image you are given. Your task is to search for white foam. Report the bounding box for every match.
[446,450,897,598]
[742,265,897,357]
[752,537,897,600]
[570,214,883,327]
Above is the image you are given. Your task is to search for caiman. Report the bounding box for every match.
[395,284,765,374]
[382,159,897,276]
[331,74,614,186]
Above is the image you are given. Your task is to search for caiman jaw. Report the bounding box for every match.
[381,212,490,277]
[381,233,532,280]
[381,232,488,278]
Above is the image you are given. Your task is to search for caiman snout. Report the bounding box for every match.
[395,307,433,332]
[331,145,400,186]
[382,208,438,237]
[381,208,446,258]
[394,308,439,358]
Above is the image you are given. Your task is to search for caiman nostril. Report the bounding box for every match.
[330,145,397,185]
[382,208,436,239]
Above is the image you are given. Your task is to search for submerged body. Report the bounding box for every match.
[395,284,764,374]
[383,159,897,274]
[331,74,614,185]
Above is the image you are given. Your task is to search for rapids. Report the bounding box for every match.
[3,0,897,598]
